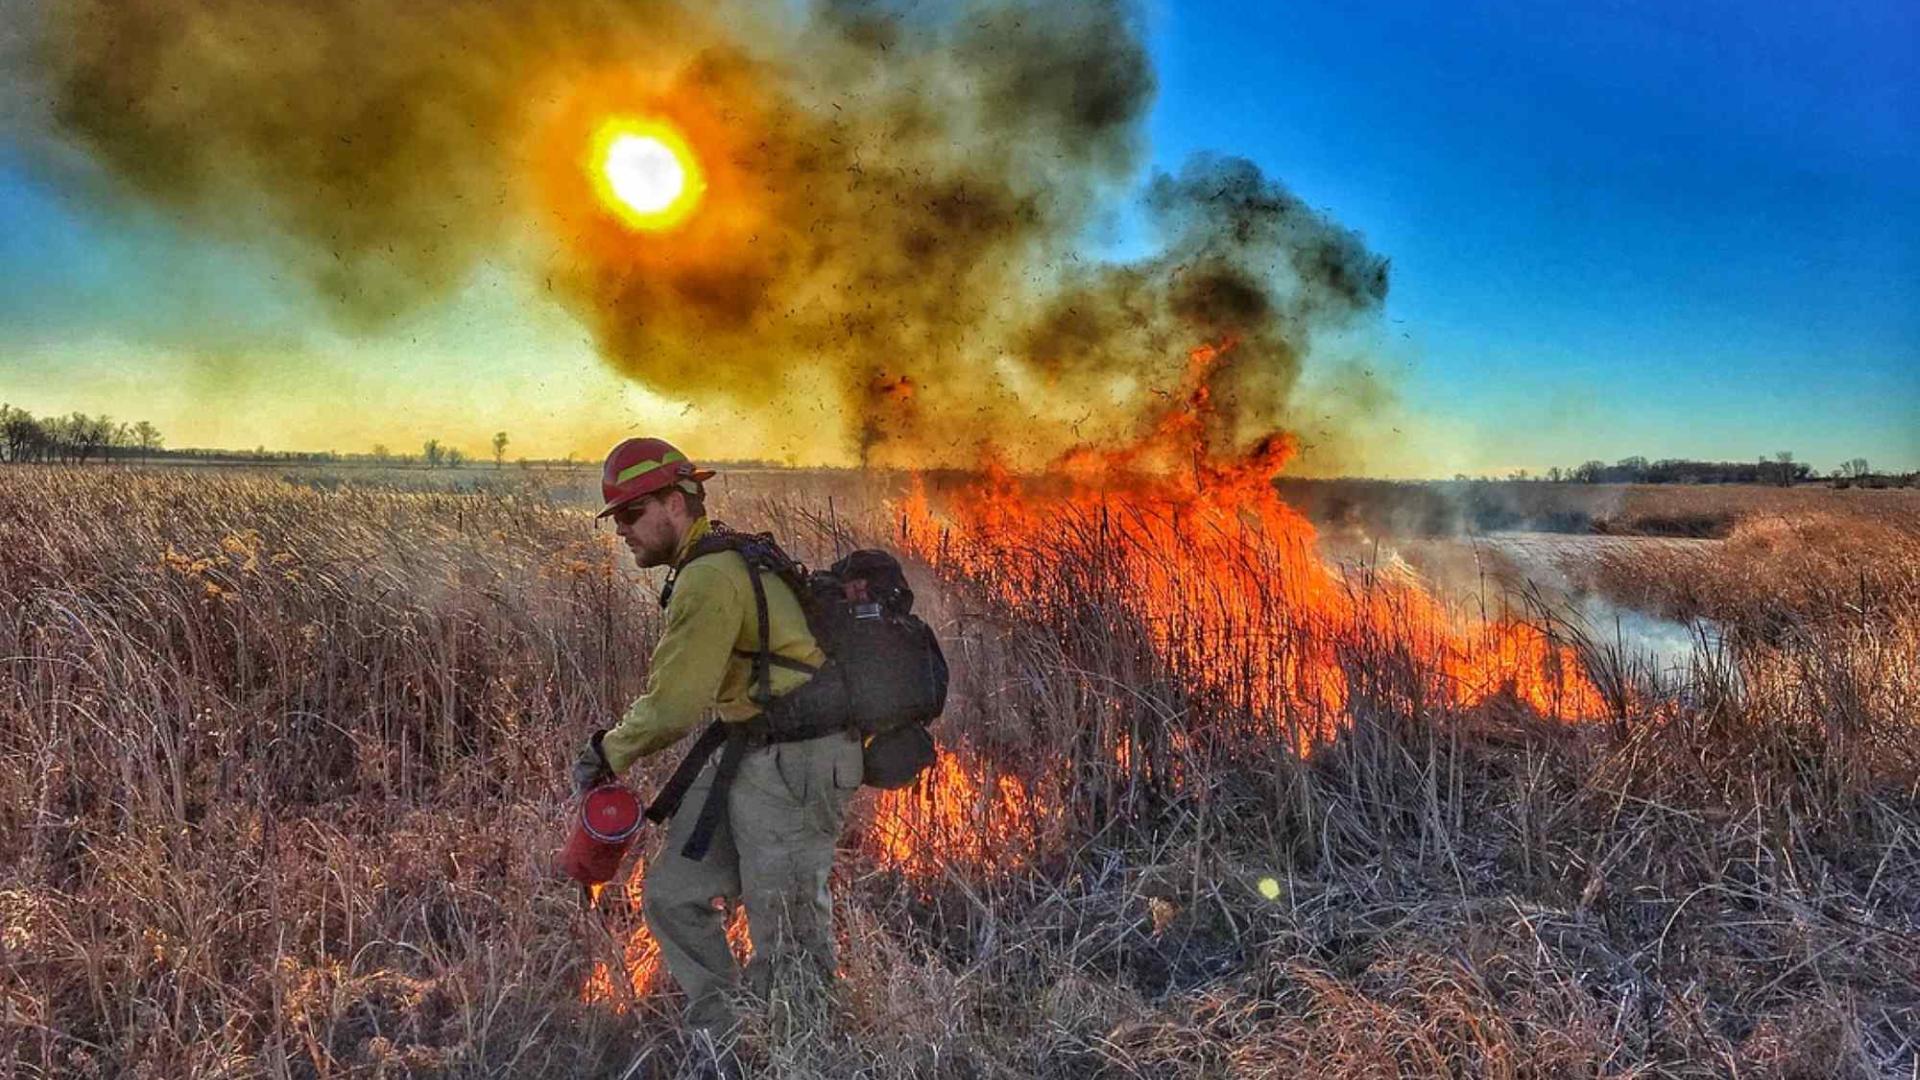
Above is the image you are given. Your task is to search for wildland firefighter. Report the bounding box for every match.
[569,437,946,1036]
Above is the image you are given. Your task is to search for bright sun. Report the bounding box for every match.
[607,135,683,212]
[588,117,704,231]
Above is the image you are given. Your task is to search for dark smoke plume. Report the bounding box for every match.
[24,0,1387,468]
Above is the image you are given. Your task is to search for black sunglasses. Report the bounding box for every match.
[609,494,664,528]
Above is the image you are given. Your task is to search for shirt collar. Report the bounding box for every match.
[673,516,712,565]
[657,516,713,611]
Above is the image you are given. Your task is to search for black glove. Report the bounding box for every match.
[571,730,615,797]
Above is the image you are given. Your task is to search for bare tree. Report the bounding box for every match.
[130,420,163,463]
[60,413,117,464]
[492,431,509,469]
[423,439,444,469]
[0,405,47,463]
[1773,450,1796,486]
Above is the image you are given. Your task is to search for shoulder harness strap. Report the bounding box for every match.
[742,557,775,707]
[657,527,744,610]
[658,524,818,704]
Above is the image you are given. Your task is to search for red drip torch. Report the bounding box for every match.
[559,783,643,886]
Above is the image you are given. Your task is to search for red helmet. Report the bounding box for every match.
[598,437,716,518]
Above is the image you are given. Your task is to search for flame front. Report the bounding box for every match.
[871,750,1053,879]
[933,341,1602,729]
[863,341,1607,877]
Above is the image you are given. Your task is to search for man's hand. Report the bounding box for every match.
[571,730,616,797]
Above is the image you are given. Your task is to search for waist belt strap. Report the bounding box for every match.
[643,720,748,863]
[644,721,728,828]
[646,717,850,862]
[680,725,748,861]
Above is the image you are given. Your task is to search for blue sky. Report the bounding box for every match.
[1141,0,1917,472]
[2,0,1914,474]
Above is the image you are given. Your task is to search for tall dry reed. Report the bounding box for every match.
[2,467,1915,1078]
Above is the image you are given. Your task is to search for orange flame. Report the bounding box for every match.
[578,877,751,1012]
[908,451,1603,730]
[864,341,1606,876]
[867,749,1055,878]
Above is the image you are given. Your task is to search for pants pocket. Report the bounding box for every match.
[830,733,864,791]
[773,743,810,806]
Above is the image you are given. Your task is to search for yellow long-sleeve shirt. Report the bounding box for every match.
[600,518,827,773]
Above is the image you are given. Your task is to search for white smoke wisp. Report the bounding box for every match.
[1572,594,1720,685]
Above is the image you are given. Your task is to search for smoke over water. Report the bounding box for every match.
[26,0,1387,469]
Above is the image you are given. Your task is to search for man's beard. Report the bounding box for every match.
[630,528,677,569]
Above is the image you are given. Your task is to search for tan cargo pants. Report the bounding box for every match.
[642,729,864,1032]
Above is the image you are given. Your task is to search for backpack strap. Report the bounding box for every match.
[658,528,746,610]
[740,558,775,708]
[735,649,820,675]
[647,713,844,862]
[660,524,823,698]
[730,554,823,696]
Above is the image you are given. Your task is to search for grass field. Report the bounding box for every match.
[3,466,1916,1078]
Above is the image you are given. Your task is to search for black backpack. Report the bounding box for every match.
[673,525,948,788]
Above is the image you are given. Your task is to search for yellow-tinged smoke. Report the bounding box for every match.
[23,0,1390,470]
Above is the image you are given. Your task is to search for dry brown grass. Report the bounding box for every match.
[2,466,1916,1078]
[1588,508,1920,635]
[1607,485,1920,538]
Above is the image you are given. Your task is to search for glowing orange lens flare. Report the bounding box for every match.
[588,117,705,231]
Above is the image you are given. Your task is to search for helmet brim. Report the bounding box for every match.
[596,467,716,517]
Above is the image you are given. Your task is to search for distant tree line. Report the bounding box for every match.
[1562,454,1814,485]
[0,404,509,469]
[168,447,344,464]
[1509,453,1910,487]
[0,404,163,464]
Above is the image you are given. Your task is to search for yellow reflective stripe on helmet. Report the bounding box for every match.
[614,460,662,484]
[615,450,686,485]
